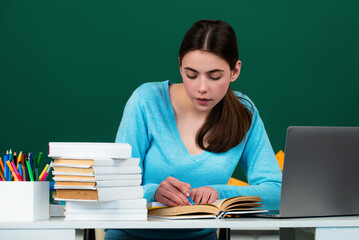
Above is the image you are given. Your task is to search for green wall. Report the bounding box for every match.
[1,0,358,180]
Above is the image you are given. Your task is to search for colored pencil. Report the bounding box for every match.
[17,151,23,163]
[37,152,43,167]
[40,172,48,181]
[34,168,39,181]
[21,161,27,181]
[10,161,23,181]
[26,160,34,182]
[41,161,52,181]
[17,152,23,169]
[14,152,17,168]
[0,157,4,173]
[0,168,5,181]
[6,161,19,181]
[4,154,9,181]
[28,152,33,169]
[39,163,49,180]
[18,163,23,179]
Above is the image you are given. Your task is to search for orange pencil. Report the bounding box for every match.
[10,161,23,181]
[11,172,18,181]
[6,161,19,181]
[0,168,5,181]
[0,157,4,173]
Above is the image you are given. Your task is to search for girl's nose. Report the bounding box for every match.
[197,77,208,94]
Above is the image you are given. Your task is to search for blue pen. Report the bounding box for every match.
[187,196,195,205]
[171,174,195,205]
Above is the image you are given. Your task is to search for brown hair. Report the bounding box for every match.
[179,19,253,153]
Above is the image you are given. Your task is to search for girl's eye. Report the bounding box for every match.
[186,75,197,79]
[209,76,221,80]
[208,74,222,80]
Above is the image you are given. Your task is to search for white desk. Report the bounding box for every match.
[1,216,359,240]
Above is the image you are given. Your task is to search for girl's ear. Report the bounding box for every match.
[230,60,242,82]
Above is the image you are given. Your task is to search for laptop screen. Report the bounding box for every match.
[279,126,359,218]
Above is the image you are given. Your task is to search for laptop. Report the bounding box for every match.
[254,126,359,218]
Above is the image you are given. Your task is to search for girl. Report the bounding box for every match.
[106,19,282,240]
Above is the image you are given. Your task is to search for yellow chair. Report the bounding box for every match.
[228,150,284,186]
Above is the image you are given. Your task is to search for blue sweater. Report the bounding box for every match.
[115,80,282,239]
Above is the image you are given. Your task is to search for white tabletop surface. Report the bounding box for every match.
[1,216,359,230]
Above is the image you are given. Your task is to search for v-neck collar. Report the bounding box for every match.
[164,80,212,161]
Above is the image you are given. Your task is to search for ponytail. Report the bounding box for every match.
[196,88,252,153]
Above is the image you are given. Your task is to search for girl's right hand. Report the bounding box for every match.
[154,176,192,207]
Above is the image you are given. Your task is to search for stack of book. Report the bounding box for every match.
[48,142,146,220]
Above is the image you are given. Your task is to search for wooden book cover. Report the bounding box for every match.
[56,181,97,187]
[148,196,267,219]
[56,186,143,201]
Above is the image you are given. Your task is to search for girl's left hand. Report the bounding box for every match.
[189,187,219,205]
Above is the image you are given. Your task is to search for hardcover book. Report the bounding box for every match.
[148,196,267,219]
[48,142,131,159]
[55,186,143,201]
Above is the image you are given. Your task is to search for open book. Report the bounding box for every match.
[148,196,268,219]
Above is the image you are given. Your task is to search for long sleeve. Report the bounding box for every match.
[209,106,282,210]
[115,88,159,202]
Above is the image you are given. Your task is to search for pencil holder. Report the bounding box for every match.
[0,181,49,221]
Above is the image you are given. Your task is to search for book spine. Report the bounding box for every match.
[49,143,132,159]
[66,198,147,210]
[65,213,147,221]
[93,166,141,174]
[66,209,147,214]
[98,186,144,201]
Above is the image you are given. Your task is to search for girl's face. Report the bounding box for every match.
[179,50,241,113]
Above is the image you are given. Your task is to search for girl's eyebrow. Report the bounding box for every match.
[184,67,225,74]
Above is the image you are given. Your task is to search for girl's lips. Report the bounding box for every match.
[195,98,211,105]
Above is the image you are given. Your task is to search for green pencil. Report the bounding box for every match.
[34,168,39,181]
[37,152,43,166]
[26,160,34,182]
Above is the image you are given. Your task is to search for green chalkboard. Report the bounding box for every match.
[1,0,358,181]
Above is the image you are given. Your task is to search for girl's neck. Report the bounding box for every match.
[169,83,209,119]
